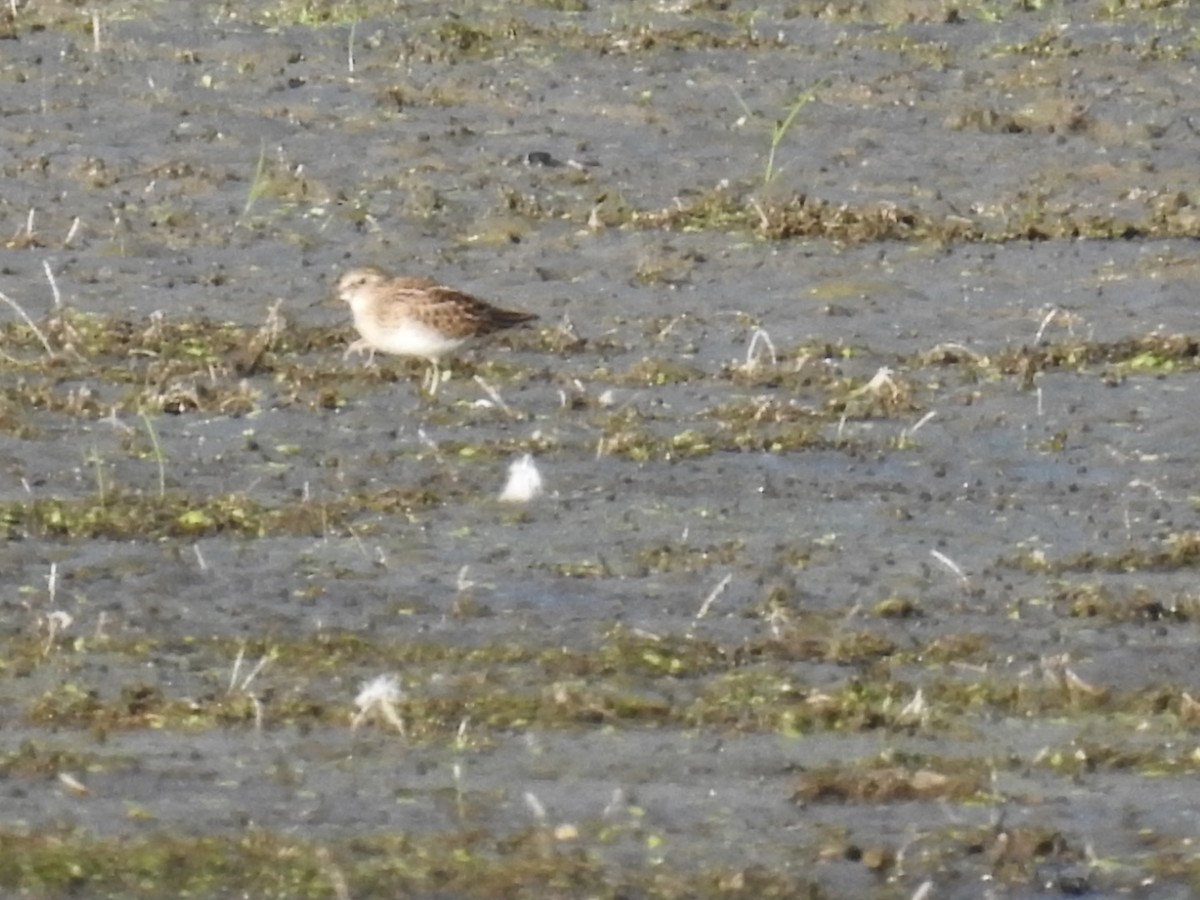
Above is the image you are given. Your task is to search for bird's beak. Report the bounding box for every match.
[313,288,343,310]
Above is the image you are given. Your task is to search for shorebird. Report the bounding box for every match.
[335,265,538,394]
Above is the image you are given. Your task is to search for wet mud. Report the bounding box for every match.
[2,1,1200,897]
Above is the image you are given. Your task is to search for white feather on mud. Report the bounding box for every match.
[499,454,544,502]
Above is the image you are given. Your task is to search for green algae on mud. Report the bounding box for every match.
[0,825,830,899]
[626,189,1200,244]
[0,487,443,541]
[11,616,1200,741]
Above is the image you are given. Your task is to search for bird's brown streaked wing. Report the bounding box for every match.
[365,281,450,328]
[410,286,537,338]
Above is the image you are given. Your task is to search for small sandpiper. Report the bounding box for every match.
[335,265,538,394]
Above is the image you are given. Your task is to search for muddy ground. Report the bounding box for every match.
[2,1,1200,897]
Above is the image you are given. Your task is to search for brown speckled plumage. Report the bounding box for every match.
[335,265,537,393]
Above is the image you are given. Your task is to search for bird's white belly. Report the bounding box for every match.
[359,317,466,360]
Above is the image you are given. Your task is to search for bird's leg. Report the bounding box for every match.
[423,360,442,396]
[344,338,377,366]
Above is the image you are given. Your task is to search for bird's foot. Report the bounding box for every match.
[344,339,377,366]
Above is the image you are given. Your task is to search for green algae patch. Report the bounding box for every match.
[26,678,338,733]
[632,539,745,575]
[0,825,827,899]
[792,755,992,806]
[1013,530,1200,576]
[625,188,1200,244]
[994,334,1200,382]
[0,492,286,540]
[0,492,331,541]
[0,484,444,542]
[0,827,330,899]
[10,603,1200,803]
[0,739,130,780]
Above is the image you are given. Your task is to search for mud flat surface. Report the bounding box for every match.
[3,1,1200,897]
